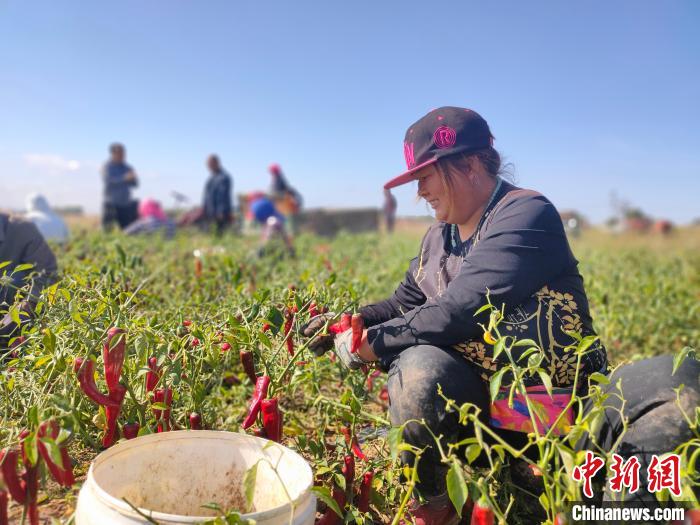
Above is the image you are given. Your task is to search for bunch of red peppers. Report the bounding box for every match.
[0,421,74,525]
[73,327,127,447]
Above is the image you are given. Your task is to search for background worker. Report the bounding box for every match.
[383,188,397,233]
[24,193,69,243]
[0,213,58,349]
[102,142,139,231]
[202,154,233,234]
[247,192,295,257]
[124,198,175,238]
[268,163,302,234]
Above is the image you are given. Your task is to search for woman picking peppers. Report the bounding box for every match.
[303,107,699,524]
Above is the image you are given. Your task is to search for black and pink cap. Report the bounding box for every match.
[384,107,494,189]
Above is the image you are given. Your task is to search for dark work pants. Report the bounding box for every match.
[577,354,700,505]
[387,346,699,502]
[102,203,138,231]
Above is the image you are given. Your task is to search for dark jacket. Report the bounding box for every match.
[361,181,607,387]
[203,170,232,220]
[0,214,58,305]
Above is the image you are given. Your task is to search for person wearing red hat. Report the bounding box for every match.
[301,107,699,523]
[268,163,303,234]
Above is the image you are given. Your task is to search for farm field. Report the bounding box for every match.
[1,225,698,524]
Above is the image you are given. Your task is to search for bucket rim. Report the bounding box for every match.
[84,430,315,523]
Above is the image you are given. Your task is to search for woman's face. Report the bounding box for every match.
[416,165,451,222]
[416,161,483,224]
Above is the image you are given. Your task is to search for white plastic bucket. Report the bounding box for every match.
[75,430,316,524]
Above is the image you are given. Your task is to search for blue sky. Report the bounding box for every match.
[1,1,698,223]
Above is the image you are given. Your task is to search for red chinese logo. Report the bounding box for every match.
[647,454,681,497]
[609,454,641,494]
[572,451,605,499]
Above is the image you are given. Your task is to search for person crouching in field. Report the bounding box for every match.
[302,107,699,524]
[0,213,58,350]
[124,198,175,238]
[247,193,295,258]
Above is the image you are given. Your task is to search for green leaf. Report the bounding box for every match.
[512,338,539,348]
[23,433,39,466]
[672,347,695,376]
[446,461,468,517]
[588,372,610,385]
[40,437,64,467]
[242,461,258,513]
[13,263,35,273]
[492,338,506,360]
[537,370,553,397]
[489,368,508,402]
[473,304,493,317]
[312,486,343,518]
[386,426,403,462]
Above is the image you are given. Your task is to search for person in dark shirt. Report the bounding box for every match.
[102,143,139,230]
[383,188,397,233]
[302,107,698,523]
[0,213,58,349]
[202,154,233,234]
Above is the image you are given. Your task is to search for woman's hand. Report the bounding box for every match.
[356,330,378,362]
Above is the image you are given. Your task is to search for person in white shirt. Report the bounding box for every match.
[24,193,69,244]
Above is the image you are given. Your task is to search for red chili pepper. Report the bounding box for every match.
[223,374,241,387]
[470,499,494,525]
[262,322,271,332]
[194,257,202,277]
[103,383,126,447]
[74,358,120,407]
[221,342,232,352]
[261,398,282,442]
[342,453,355,488]
[315,483,346,525]
[0,489,8,525]
[309,302,320,318]
[357,471,374,513]
[36,420,74,487]
[378,385,390,403]
[350,314,363,354]
[20,435,39,525]
[102,327,126,395]
[340,426,367,461]
[189,412,202,430]
[239,350,257,384]
[153,388,173,432]
[284,309,294,356]
[123,422,140,440]
[0,448,25,504]
[145,356,160,393]
[340,313,352,331]
[242,375,270,429]
[183,319,192,327]
[295,360,309,366]
[366,370,381,391]
[328,322,343,335]
[190,337,200,348]
[553,512,568,525]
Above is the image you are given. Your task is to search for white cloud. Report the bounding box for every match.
[23,153,83,173]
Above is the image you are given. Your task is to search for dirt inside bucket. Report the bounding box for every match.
[114,465,251,517]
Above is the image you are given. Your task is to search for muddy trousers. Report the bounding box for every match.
[386,346,700,503]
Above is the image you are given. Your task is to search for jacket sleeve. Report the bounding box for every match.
[367,194,572,359]
[359,261,427,327]
[214,176,232,217]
